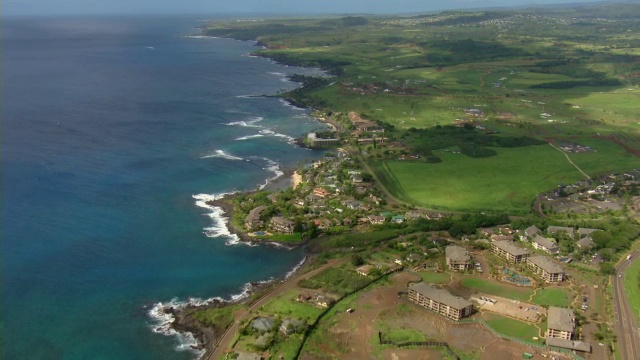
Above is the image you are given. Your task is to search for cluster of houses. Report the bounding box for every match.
[549,169,640,201]
[241,152,446,235]
[524,225,602,252]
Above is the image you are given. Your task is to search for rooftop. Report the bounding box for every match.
[409,283,472,310]
[528,256,564,274]
[446,245,471,263]
[547,307,575,332]
[532,235,558,249]
[493,240,530,256]
[546,337,591,352]
[547,226,575,236]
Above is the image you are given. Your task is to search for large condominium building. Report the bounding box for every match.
[531,235,559,254]
[527,256,565,283]
[445,245,472,271]
[546,307,575,340]
[408,283,473,320]
[491,240,530,263]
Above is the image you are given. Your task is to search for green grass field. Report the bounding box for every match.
[531,288,573,308]
[460,277,533,301]
[484,314,541,342]
[260,289,323,319]
[419,272,452,284]
[623,257,640,323]
[382,329,426,343]
[372,145,585,213]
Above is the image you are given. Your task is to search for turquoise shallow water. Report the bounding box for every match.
[2,16,325,359]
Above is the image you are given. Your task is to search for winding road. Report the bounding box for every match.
[613,250,640,360]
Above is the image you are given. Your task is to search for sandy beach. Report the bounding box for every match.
[292,171,303,188]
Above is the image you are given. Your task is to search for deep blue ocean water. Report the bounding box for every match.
[2,16,326,359]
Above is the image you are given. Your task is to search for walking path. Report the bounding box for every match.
[548,143,591,179]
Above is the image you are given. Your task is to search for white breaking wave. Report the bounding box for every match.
[252,157,285,190]
[200,150,244,161]
[224,116,264,128]
[235,134,265,141]
[235,94,260,99]
[192,193,242,246]
[147,278,273,359]
[279,98,306,111]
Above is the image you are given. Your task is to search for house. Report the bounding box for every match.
[271,216,294,234]
[267,193,279,203]
[491,240,530,263]
[546,307,575,340]
[313,188,331,198]
[356,264,376,276]
[245,205,267,230]
[391,215,405,224]
[408,283,473,320]
[343,200,362,210]
[405,210,423,221]
[524,225,542,240]
[532,235,559,254]
[577,228,600,236]
[251,317,276,332]
[352,174,363,183]
[527,256,565,283]
[280,319,305,335]
[315,295,334,308]
[547,226,575,237]
[368,215,385,225]
[425,212,444,220]
[235,351,263,360]
[445,245,472,271]
[577,236,595,249]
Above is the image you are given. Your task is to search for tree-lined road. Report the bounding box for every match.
[613,250,640,360]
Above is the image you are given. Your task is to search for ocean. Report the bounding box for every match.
[1,16,326,359]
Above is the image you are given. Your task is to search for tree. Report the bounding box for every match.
[600,262,615,275]
[351,254,365,266]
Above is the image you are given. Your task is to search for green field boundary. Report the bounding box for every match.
[622,256,640,324]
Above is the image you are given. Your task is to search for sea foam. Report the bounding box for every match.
[193,193,243,246]
[200,150,244,161]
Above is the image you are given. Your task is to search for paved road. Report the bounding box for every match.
[613,250,640,360]
[205,258,344,360]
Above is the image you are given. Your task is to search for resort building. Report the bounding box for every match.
[270,216,294,234]
[531,235,559,254]
[445,245,472,271]
[546,307,575,340]
[524,225,542,240]
[491,240,530,263]
[408,283,473,320]
[244,205,267,230]
[527,256,565,283]
[577,236,595,249]
[307,133,340,147]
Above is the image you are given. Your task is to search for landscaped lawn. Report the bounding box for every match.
[460,277,533,301]
[484,314,541,342]
[419,272,452,284]
[623,257,640,323]
[531,288,573,308]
